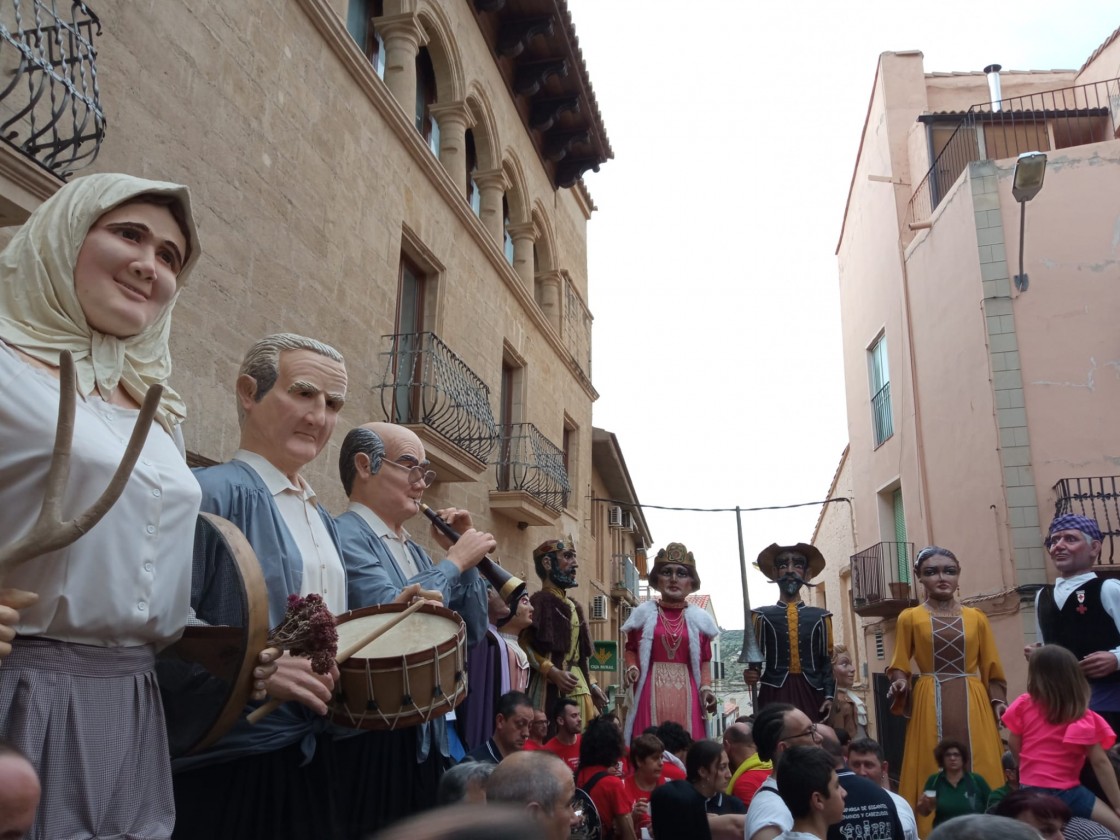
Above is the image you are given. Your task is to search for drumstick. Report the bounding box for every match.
[246,599,427,725]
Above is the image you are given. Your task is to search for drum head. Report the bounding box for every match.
[336,605,460,658]
[156,513,268,758]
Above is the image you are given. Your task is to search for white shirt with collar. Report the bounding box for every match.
[233,449,346,614]
[1034,570,1120,665]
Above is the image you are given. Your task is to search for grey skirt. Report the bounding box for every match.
[0,638,174,840]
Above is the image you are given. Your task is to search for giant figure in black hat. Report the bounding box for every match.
[744,543,835,721]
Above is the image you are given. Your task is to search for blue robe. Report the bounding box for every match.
[333,509,487,830]
[335,508,487,761]
[336,508,487,645]
[174,460,343,771]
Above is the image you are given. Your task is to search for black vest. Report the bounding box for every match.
[1038,578,1120,685]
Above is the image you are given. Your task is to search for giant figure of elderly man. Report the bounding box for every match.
[332,421,493,830]
[172,333,350,840]
[1034,513,1120,734]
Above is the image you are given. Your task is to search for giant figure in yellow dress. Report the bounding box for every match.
[887,546,1007,838]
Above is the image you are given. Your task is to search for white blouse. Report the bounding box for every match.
[0,343,201,647]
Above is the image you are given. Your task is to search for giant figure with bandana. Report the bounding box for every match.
[744,543,834,722]
[1033,513,1120,735]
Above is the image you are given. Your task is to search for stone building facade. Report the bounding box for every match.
[0,0,617,650]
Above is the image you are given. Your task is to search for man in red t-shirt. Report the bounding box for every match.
[523,708,549,751]
[544,697,582,772]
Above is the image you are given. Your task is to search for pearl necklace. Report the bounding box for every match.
[659,604,686,658]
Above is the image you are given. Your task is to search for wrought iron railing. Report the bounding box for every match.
[1054,476,1120,565]
[907,77,1120,226]
[494,422,570,512]
[611,553,639,601]
[851,541,914,608]
[378,332,498,463]
[0,1,105,176]
[871,382,893,447]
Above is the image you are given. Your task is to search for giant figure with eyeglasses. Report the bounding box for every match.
[744,543,835,722]
[333,420,493,830]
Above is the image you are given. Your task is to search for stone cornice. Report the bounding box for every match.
[295,0,597,402]
[0,143,64,222]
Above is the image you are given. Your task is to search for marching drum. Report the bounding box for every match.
[331,602,467,730]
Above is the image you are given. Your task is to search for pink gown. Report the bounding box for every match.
[626,603,713,740]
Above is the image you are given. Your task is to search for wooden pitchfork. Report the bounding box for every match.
[0,351,163,612]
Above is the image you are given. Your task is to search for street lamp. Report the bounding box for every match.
[1012,151,1047,292]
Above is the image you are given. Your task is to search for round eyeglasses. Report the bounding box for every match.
[381,458,437,487]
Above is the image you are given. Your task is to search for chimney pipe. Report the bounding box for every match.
[984,63,1002,113]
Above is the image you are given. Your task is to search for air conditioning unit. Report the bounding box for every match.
[608,506,623,528]
[620,511,634,531]
[620,603,632,622]
[590,594,608,621]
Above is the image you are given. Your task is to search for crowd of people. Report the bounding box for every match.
[1,174,1120,840]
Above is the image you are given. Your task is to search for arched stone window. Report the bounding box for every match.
[415,47,439,156]
[466,129,480,216]
[345,0,385,78]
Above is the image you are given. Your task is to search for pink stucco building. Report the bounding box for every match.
[831,30,1120,759]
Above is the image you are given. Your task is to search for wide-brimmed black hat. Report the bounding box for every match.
[755,542,826,582]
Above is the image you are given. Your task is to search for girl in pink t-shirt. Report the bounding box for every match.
[1003,645,1120,835]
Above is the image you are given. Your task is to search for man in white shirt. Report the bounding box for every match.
[744,703,823,840]
[174,333,351,840]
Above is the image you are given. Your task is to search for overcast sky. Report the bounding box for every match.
[567,1,1119,628]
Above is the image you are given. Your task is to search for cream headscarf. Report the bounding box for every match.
[0,172,201,432]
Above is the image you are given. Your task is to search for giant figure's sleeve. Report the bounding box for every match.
[973,609,1007,703]
[887,609,915,679]
[447,566,487,648]
[1098,579,1120,665]
[821,613,836,698]
[521,592,560,679]
[751,611,766,669]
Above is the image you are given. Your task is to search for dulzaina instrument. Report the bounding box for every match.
[418,503,526,605]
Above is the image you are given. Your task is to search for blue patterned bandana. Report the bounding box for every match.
[1048,514,1102,542]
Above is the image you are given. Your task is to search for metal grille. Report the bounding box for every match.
[377,332,498,463]
[1054,476,1120,565]
[611,553,638,600]
[871,382,893,447]
[494,421,570,512]
[908,77,1120,226]
[851,541,914,605]
[0,0,104,176]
